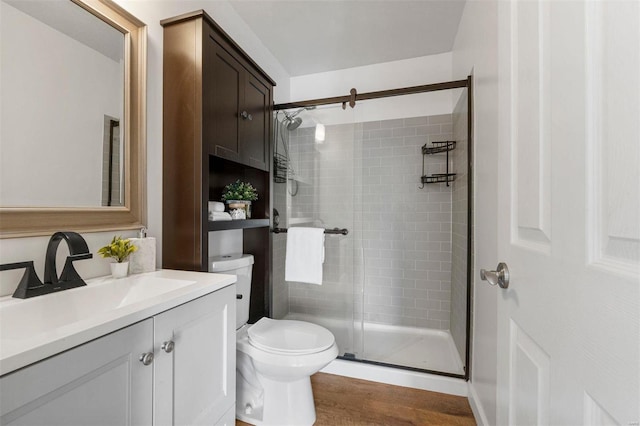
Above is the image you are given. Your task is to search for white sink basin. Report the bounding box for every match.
[0,270,236,376]
[0,275,193,341]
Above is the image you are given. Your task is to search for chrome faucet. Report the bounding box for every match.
[0,231,92,299]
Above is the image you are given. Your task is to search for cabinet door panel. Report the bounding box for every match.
[0,320,153,426]
[153,285,236,426]
[205,37,242,161]
[215,404,237,426]
[241,74,270,171]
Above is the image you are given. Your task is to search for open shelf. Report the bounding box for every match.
[208,218,270,231]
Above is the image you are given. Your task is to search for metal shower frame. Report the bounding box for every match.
[273,76,474,382]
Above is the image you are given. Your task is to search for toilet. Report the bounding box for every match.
[210,254,339,426]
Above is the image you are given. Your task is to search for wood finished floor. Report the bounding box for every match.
[236,372,476,426]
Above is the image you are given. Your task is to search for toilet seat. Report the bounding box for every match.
[248,318,335,355]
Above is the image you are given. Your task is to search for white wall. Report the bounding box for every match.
[289,53,455,126]
[451,1,499,425]
[291,52,453,100]
[0,0,290,297]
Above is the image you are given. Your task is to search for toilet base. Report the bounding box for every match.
[235,323,338,426]
[236,373,316,426]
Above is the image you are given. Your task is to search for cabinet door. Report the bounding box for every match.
[240,73,271,171]
[0,320,153,426]
[153,285,236,426]
[205,36,243,162]
[215,404,237,426]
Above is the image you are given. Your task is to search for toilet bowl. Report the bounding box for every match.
[210,254,338,426]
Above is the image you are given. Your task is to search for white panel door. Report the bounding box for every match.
[153,285,236,426]
[495,0,639,425]
[0,319,154,425]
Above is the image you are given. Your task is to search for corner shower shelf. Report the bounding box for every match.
[421,173,456,185]
[422,141,456,155]
[420,141,456,187]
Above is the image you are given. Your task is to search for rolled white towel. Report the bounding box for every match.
[210,211,232,221]
[209,201,225,213]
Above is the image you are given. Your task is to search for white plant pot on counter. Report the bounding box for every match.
[110,262,129,278]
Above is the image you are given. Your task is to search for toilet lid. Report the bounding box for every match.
[248,318,335,354]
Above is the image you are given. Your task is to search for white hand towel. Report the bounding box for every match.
[285,227,325,285]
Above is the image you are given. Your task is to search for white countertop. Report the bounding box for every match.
[0,270,236,376]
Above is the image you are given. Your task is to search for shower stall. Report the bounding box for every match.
[271,78,472,378]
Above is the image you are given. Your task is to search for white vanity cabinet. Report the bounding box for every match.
[0,319,154,425]
[0,284,236,426]
[153,284,236,425]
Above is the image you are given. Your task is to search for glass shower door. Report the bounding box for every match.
[271,86,471,376]
[350,90,470,375]
[271,104,362,358]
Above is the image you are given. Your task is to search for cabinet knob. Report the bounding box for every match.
[139,352,154,366]
[240,111,253,121]
[161,340,175,353]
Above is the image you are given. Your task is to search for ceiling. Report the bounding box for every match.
[229,0,466,77]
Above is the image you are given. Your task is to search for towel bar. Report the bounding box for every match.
[272,227,348,235]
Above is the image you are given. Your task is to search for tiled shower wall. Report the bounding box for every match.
[356,115,453,329]
[276,114,456,330]
[286,124,357,322]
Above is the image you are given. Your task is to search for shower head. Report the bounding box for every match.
[287,117,303,130]
[282,106,316,131]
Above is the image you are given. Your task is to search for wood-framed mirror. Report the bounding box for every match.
[0,0,147,238]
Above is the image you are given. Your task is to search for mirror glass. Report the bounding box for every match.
[0,0,126,207]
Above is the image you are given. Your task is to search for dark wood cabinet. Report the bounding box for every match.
[161,10,274,321]
[203,22,271,171]
[205,41,242,163]
[241,74,270,170]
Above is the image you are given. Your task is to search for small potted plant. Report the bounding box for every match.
[98,236,138,278]
[221,180,258,219]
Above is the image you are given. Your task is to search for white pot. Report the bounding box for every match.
[110,261,129,278]
[226,200,252,219]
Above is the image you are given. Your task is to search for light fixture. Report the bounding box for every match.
[315,123,325,143]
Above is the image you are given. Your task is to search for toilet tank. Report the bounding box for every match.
[209,254,254,329]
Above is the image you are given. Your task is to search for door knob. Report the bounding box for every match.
[480,262,510,289]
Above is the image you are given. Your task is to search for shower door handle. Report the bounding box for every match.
[480,262,509,289]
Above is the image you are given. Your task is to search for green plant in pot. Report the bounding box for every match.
[221,180,258,220]
[98,236,137,278]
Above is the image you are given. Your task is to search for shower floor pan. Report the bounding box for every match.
[283,313,464,376]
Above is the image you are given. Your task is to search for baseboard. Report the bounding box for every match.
[467,381,490,426]
[321,359,468,397]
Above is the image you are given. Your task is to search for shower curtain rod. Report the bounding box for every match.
[274,78,469,111]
